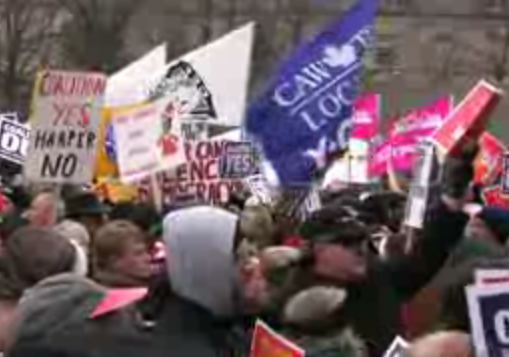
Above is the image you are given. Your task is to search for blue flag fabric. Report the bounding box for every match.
[246,0,378,186]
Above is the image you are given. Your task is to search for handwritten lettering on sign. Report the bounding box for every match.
[24,70,107,184]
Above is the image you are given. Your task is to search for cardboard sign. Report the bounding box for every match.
[250,319,305,357]
[113,99,186,183]
[219,142,260,179]
[0,118,29,165]
[138,140,244,205]
[24,70,107,184]
[467,283,509,357]
[432,81,503,158]
[352,94,380,141]
[382,336,410,357]
[474,133,507,186]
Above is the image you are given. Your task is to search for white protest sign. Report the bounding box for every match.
[24,70,107,184]
[475,270,509,286]
[467,283,509,357]
[113,99,186,183]
[145,22,254,133]
[0,117,30,165]
[106,43,167,107]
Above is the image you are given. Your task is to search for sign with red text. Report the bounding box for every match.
[250,319,305,357]
[432,81,502,158]
[139,140,244,205]
[113,99,186,183]
[24,70,107,184]
[390,97,451,171]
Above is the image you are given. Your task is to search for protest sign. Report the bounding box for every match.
[113,99,186,183]
[106,43,167,107]
[0,118,29,165]
[24,70,107,184]
[0,112,19,122]
[246,0,378,185]
[467,283,509,357]
[389,97,451,172]
[94,108,119,179]
[250,319,305,357]
[139,140,244,205]
[144,23,254,137]
[474,133,507,186]
[382,336,409,357]
[432,80,502,159]
[352,93,380,141]
[219,142,260,179]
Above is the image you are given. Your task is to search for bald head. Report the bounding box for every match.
[25,192,59,228]
[407,331,472,357]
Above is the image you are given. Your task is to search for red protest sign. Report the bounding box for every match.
[432,80,502,158]
[250,320,305,357]
[483,186,509,209]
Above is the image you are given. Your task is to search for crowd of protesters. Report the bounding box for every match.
[0,143,501,357]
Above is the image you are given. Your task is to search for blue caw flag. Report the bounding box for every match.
[246,0,378,186]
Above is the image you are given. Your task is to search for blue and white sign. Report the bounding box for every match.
[467,283,509,357]
[246,0,378,186]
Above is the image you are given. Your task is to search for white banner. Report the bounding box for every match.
[24,70,107,184]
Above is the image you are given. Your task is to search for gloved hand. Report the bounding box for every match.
[441,142,479,201]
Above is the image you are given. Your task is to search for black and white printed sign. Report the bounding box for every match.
[0,117,29,165]
[467,283,509,357]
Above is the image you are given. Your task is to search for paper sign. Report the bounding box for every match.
[244,174,276,206]
[474,133,507,186]
[0,118,29,165]
[352,94,380,141]
[137,140,244,205]
[145,23,254,129]
[24,70,107,184]
[219,142,260,179]
[250,319,305,357]
[432,81,502,158]
[113,99,185,183]
[467,283,509,357]
[383,336,410,357]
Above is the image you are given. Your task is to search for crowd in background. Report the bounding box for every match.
[0,144,502,357]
